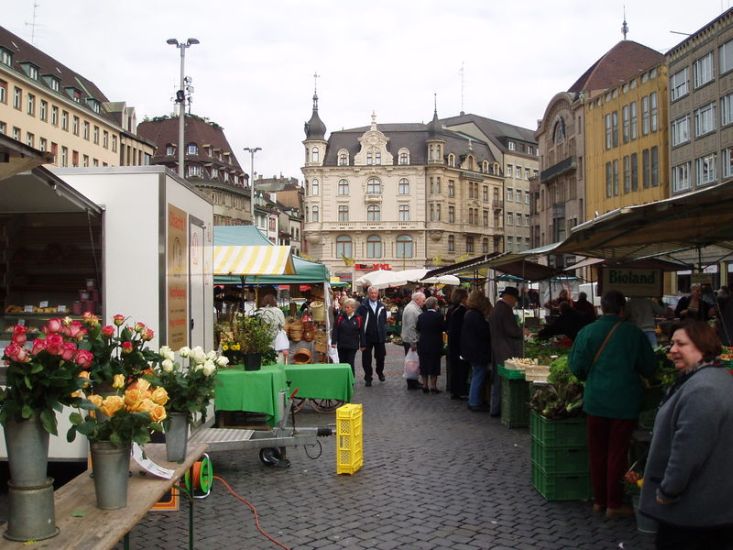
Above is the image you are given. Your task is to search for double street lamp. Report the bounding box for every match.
[244,147,261,227]
[166,37,199,178]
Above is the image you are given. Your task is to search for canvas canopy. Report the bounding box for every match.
[213,245,295,276]
[425,252,561,282]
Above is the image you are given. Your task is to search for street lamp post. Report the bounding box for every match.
[244,147,261,227]
[166,37,199,178]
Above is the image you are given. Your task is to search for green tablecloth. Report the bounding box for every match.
[283,363,354,401]
[215,365,288,424]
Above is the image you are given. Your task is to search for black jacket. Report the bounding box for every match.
[331,313,362,350]
[538,308,585,341]
[416,310,445,355]
[357,299,388,343]
[445,304,467,361]
[460,308,491,365]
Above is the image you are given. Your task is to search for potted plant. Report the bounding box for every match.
[147,345,227,461]
[67,376,168,510]
[234,315,275,370]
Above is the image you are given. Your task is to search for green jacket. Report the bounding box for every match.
[569,314,656,419]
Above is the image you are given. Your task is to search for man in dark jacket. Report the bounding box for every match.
[488,286,524,417]
[356,286,388,387]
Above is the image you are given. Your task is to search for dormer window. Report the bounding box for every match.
[43,75,60,92]
[338,149,349,166]
[186,164,202,178]
[398,148,410,165]
[186,143,198,155]
[65,87,82,103]
[448,153,455,167]
[21,63,39,80]
[482,160,489,173]
[86,98,100,113]
[0,48,12,66]
[166,144,176,156]
[508,141,516,151]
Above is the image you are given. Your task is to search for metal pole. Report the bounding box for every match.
[178,45,185,177]
[244,147,261,227]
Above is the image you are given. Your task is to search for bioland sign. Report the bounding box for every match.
[601,268,663,297]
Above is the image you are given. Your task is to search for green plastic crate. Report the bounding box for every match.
[530,411,586,448]
[531,461,592,501]
[500,377,530,428]
[531,438,588,474]
[498,363,526,380]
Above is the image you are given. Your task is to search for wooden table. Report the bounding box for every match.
[0,443,207,550]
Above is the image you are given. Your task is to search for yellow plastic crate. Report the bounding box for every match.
[337,404,363,475]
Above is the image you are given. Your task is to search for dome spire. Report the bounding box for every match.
[621,6,629,40]
[304,71,326,139]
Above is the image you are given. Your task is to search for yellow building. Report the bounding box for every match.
[584,60,669,218]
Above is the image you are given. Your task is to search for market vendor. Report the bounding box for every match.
[537,301,585,342]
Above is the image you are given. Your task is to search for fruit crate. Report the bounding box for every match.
[530,411,586,448]
[500,375,530,429]
[336,403,363,475]
[531,461,592,501]
[531,438,588,474]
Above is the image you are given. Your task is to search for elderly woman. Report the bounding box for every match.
[640,321,733,549]
[416,296,446,393]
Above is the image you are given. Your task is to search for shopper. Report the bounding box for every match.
[573,291,597,323]
[639,320,733,549]
[460,290,493,411]
[416,297,445,393]
[258,294,288,363]
[445,288,470,400]
[400,291,426,390]
[537,300,585,342]
[330,298,362,376]
[569,290,655,519]
[674,285,711,321]
[357,286,388,387]
[488,286,524,417]
[625,296,666,347]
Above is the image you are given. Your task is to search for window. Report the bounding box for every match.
[311,147,319,163]
[671,115,690,146]
[448,206,455,223]
[93,126,99,145]
[670,68,689,100]
[696,153,717,186]
[642,96,650,135]
[483,186,489,202]
[507,188,514,202]
[525,168,531,180]
[466,236,474,253]
[604,114,612,149]
[82,154,89,167]
[38,137,46,151]
[25,132,34,147]
[398,149,410,165]
[311,178,319,196]
[482,238,489,254]
[396,235,413,258]
[398,178,409,195]
[12,127,20,141]
[606,161,614,196]
[186,164,202,178]
[38,99,47,121]
[448,235,455,252]
[338,179,349,195]
[651,146,659,187]
[187,143,198,155]
[338,151,348,166]
[13,87,21,110]
[366,177,381,195]
[525,192,530,204]
[613,159,619,196]
[642,149,650,189]
[166,144,175,156]
[623,156,631,193]
[51,106,58,126]
[622,105,630,143]
[367,204,380,222]
[516,190,522,204]
[508,141,516,151]
[693,52,714,88]
[506,164,513,178]
[723,147,733,178]
[103,131,109,149]
[630,102,638,140]
[399,205,410,221]
[47,76,60,92]
[631,153,638,191]
[366,235,382,258]
[722,93,733,126]
[72,116,79,136]
[507,213,514,226]
[552,120,565,144]
[112,136,117,153]
[27,93,35,116]
[515,166,521,179]
[436,203,441,221]
[311,205,319,222]
[61,146,68,167]
[612,111,618,147]
[482,211,489,229]
[448,180,454,197]
[695,103,716,137]
[0,79,6,104]
[507,237,514,251]
[0,48,11,66]
[650,92,658,132]
[721,39,733,76]
[448,153,455,167]
[338,205,349,222]
[336,236,352,258]
[83,121,90,140]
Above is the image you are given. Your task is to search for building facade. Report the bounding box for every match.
[137,114,250,226]
[0,26,153,168]
[667,8,733,195]
[301,92,506,283]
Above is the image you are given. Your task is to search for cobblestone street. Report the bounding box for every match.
[109,342,655,550]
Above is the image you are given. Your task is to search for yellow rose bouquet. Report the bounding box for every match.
[67,377,169,448]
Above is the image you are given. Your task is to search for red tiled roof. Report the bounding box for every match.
[568,40,664,94]
[137,115,244,171]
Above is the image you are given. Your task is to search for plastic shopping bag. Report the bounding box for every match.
[403,349,420,380]
[328,346,340,364]
[274,329,289,351]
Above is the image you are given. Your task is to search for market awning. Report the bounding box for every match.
[564,256,690,272]
[213,245,295,276]
[425,252,561,282]
[0,134,53,181]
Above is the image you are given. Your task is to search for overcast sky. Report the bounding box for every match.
[3,0,730,181]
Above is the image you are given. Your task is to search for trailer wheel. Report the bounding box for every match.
[291,397,307,413]
[259,447,290,468]
[310,399,344,413]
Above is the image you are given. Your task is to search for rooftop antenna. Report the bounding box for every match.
[622,6,629,40]
[25,1,40,44]
[460,61,465,114]
[313,71,320,95]
[434,92,438,116]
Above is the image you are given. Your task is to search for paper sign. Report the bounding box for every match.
[24,305,33,313]
[57,305,67,313]
[39,301,49,308]
[132,443,174,479]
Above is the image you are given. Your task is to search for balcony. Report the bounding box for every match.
[364,193,382,203]
[540,156,576,183]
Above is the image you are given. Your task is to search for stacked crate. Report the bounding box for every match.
[336,403,363,475]
[498,364,530,428]
[530,411,591,500]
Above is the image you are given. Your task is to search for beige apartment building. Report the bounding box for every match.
[0,26,152,168]
[667,8,733,195]
[301,93,505,284]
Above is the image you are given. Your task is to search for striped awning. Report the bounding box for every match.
[213,245,296,276]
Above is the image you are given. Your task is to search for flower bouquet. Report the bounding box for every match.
[624,469,644,497]
[146,345,227,461]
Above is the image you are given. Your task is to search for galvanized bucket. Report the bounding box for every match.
[165,412,189,463]
[91,441,131,510]
[4,478,58,541]
[3,415,49,487]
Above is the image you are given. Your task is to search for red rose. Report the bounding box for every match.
[61,341,78,361]
[4,342,25,362]
[74,349,94,369]
[121,341,133,354]
[45,334,65,355]
[44,318,63,334]
[83,312,100,327]
[142,328,154,341]
[134,322,146,334]
[101,325,115,338]
[11,325,27,345]
[113,314,125,327]
[31,338,47,356]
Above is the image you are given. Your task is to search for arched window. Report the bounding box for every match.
[482,160,489,173]
[396,235,413,258]
[398,148,410,165]
[311,205,319,222]
[304,206,309,222]
[467,155,475,171]
[448,234,455,252]
[366,235,382,258]
[367,204,381,222]
[338,179,349,195]
[311,147,319,162]
[336,235,352,258]
[311,178,319,196]
[553,118,566,144]
[367,177,381,194]
[338,149,349,166]
[448,153,455,167]
[398,178,409,194]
